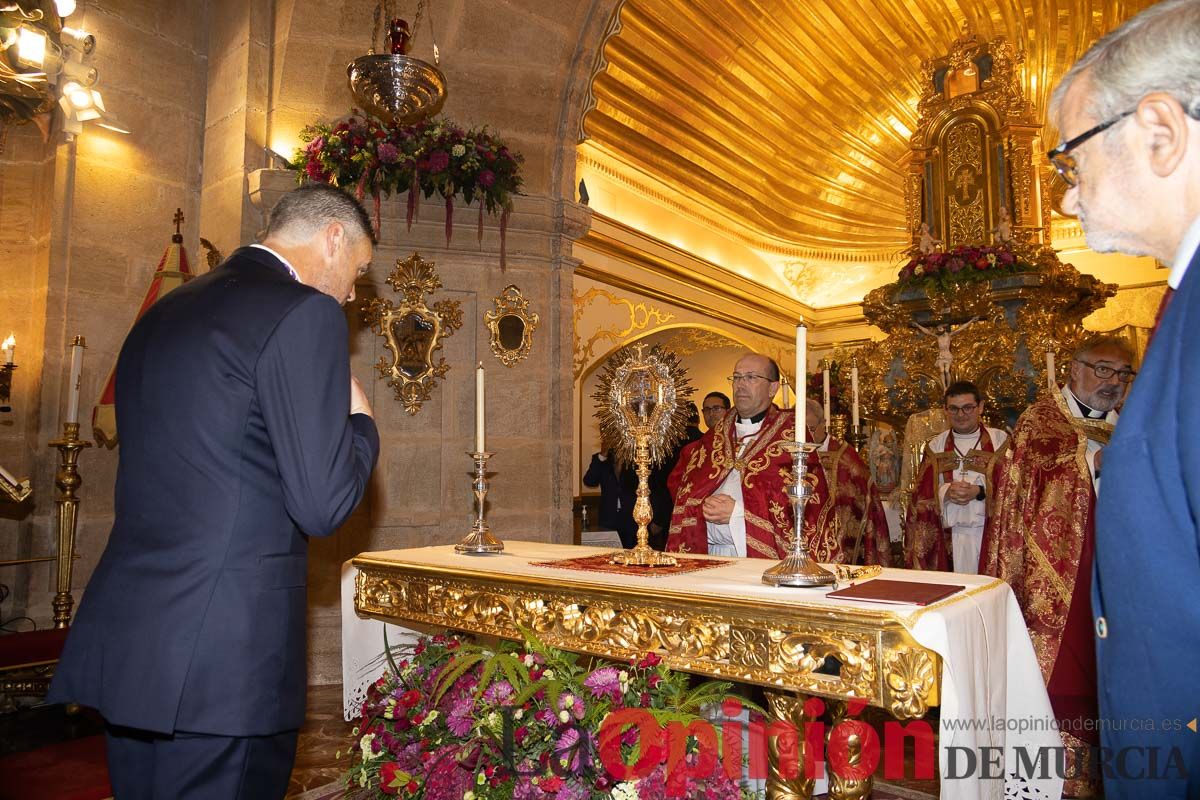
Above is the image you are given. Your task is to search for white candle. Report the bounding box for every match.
[795,323,806,441]
[1046,348,1056,391]
[1,334,14,365]
[65,335,85,426]
[851,364,860,430]
[475,361,485,452]
[822,368,831,428]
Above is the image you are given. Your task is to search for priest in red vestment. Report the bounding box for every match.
[980,336,1134,797]
[804,399,892,566]
[666,353,805,559]
[904,381,1007,572]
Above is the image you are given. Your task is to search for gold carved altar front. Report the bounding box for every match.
[354,542,945,799]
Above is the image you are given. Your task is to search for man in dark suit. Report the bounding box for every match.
[1049,1,1200,795]
[48,184,381,798]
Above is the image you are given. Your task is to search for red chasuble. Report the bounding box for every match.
[666,405,820,559]
[904,427,999,571]
[979,392,1108,793]
[812,441,892,566]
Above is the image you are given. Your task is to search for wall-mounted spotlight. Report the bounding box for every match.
[54,0,78,18]
[59,26,94,55]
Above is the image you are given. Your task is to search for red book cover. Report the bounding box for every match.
[826,579,964,606]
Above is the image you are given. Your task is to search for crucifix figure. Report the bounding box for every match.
[912,316,980,390]
[955,167,976,203]
[172,208,184,244]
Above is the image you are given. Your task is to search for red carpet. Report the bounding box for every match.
[0,734,111,800]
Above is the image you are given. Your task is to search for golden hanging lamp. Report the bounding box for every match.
[347,0,447,126]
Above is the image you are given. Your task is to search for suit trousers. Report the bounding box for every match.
[104,723,299,800]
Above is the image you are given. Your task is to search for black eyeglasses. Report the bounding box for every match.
[945,403,979,416]
[1047,110,1134,188]
[1074,358,1137,383]
[727,373,773,385]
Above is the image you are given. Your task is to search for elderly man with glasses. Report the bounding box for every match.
[903,381,1007,573]
[666,352,812,559]
[1046,2,1200,796]
[980,335,1135,797]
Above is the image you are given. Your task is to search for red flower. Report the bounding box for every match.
[380,762,405,795]
[541,776,564,793]
[636,653,662,669]
[400,689,421,708]
[647,674,662,688]
[427,150,450,172]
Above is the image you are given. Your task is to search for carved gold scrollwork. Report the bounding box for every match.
[361,253,463,415]
[764,691,817,800]
[826,699,874,800]
[353,566,935,708]
[884,647,937,719]
[485,284,539,367]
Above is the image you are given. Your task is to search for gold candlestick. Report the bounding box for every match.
[762,442,835,587]
[455,451,504,554]
[48,422,91,628]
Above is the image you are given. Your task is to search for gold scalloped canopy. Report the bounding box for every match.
[582,0,1156,258]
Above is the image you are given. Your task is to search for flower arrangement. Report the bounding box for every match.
[896,242,1029,293]
[291,112,523,268]
[343,630,762,799]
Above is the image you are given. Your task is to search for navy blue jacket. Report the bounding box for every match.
[1095,249,1200,798]
[48,246,380,736]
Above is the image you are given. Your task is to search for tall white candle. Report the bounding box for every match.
[65,335,85,426]
[851,364,860,430]
[475,361,485,452]
[1046,348,1056,391]
[2,334,14,365]
[795,323,806,441]
[822,368,831,427]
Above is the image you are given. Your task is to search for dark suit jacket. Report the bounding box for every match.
[1095,249,1200,798]
[48,246,380,737]
[583,451,637,546]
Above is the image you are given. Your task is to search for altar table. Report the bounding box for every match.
[344,541,1062,800]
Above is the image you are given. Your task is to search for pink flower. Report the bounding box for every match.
[478,169,496,187]
[584,667,622,701]
[636,653,662,669]
[377,142,399,164]
[427,150,450,172]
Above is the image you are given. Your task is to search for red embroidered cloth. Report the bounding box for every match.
[529,553,731,578]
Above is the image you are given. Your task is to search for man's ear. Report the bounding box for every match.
[325,222,345,260]
[1135,92,1190,178]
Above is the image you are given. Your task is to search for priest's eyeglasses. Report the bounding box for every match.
[945,403,979,415]
[1074,358,1137,383]
[727,373,772,385]
[1047,110,1134,188]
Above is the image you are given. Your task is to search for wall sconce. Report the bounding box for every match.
[0,334,16,413]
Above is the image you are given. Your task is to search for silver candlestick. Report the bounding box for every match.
[762,441,836,587]
[455,451,504,554]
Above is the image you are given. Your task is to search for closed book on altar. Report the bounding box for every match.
[826,579,964,606]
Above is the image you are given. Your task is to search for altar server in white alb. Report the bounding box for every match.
[904,380,1006,572]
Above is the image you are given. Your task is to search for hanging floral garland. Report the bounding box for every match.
[290,112,524,269]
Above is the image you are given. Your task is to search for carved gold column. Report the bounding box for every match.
[765,690,817,800]
[49,422,91,628]
[826,699,873,800]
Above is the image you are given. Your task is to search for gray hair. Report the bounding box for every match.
[1073,334,1135,364]
[264,184,376,246]
[1050,0,1200,128]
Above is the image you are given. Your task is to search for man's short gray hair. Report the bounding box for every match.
[264,184,376,246]
[1050,0,1200,127]
[1073,334,1135,364]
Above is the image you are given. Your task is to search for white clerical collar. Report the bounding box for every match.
[249,243,300,282]
[952,428,981,440]
[1063,386,1113,421]
[1168,214,1200,289]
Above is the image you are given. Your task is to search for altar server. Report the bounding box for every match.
[49,184,381,799]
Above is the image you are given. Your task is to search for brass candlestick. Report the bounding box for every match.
[0,363,14,413]
[455,451,504,554]
[49,422,91,627]
[610,426,676,568]
[849,424,868,456]
[762,442,835,587]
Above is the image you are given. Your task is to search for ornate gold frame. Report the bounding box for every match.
[362,253,463,415]
[484,284,539,367]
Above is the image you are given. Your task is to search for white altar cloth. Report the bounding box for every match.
[342,541,1061,800]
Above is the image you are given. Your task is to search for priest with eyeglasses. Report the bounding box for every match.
[903,380,1007,573]
[980,334,1136,798]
